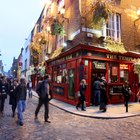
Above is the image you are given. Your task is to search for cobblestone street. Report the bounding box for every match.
[1,96,140,140]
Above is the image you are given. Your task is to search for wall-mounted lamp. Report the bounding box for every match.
[46,26,51,32]
[137,8,140,18]
[134,8,140,26]
[60,6,65,15]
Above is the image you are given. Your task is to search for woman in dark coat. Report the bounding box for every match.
[122,81,131,112]
[76,79,87,111]
[99,82,108,112]
[9,79,18,117]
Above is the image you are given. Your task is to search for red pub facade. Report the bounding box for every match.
[47,44,140,106]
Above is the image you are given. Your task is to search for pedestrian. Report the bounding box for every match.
[27,80,32,98]
[99,82,108,112]
[35,75,51,123]
[0,76,9,115]
[76,79,87,111]
[92,77,101,106]
[15,77,27,126]
[137,83,140,103]
[122,81,132,112]
[9,79,18,117]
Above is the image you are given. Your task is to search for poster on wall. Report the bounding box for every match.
[112,66,118,76]
[120,70,124,77]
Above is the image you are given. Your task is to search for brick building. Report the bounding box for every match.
[30,0,140,105]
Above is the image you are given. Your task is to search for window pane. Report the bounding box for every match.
[68,69,75,99]
[120,70,129,83]
[109,63,118,83]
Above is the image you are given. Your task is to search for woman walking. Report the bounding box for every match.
[9,79,18,117]
[76,79,87,111]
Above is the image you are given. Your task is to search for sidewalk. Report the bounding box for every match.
[32,91,140,119]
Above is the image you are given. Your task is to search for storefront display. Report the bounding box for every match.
[47,44,140,106]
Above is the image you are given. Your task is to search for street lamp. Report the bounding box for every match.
[137,8,140,18]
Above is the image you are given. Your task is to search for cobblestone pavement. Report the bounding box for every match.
[1,96,140,140]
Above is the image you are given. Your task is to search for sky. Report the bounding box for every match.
[0,0,46,72]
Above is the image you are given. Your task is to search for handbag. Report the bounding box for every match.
[77,91,81,97]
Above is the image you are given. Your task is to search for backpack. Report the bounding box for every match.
[36,81,48,99]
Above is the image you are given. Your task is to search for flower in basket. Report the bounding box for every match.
[51,20,65,36]
[92,0,112,26]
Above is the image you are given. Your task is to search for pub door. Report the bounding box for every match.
[90,70,106,105]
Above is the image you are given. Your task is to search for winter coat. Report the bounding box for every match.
[9,84,17,106]
[79,84,87,101]
[15,84,27,101]
[0,82,9,99]
[100,87,108,105]
[36,80,51,101]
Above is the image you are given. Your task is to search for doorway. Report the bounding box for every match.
[90,70,106,105]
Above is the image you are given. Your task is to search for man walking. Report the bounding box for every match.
[35,75,51,123]
[0,76,9,114]
[16,77,27,126]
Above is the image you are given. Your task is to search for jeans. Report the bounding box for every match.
[94,90,101,105]
[28,88,32,98]
[17,100,26,123]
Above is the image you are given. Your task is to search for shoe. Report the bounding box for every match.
[81,109,86,111]
[19,122,23,126]
[34,116,38,120]
[12,113,15,118]
[45,120,51,123]
[76,106,78,110]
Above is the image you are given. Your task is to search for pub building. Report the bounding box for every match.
[46,44,140,106]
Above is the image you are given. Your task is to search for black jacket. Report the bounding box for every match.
[0,82,9,99]
[15,84,27,101]
[9,84,17,105]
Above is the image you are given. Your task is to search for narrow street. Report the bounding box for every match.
[0,96,140,140]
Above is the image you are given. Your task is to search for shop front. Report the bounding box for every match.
[47,44,140,106]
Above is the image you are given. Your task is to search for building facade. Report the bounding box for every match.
[27,0,140,105]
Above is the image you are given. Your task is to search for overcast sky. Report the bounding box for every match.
[0,0,46,72]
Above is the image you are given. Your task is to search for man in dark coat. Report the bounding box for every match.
[0,76,9,114]
[99,82,108,112]
[15,77,27,126]
[35,75,51,123]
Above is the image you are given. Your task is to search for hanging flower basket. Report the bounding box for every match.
[51,20,65,36]
[134,63,140,74]
[92,0,112,27]
[33,32,48,45]
[105,37,127,53]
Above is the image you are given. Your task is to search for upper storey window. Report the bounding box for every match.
[106,13,121,41]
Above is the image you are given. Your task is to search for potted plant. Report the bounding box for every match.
[105,37,126,53]
[92,0,112,27]
[51,20,65,36]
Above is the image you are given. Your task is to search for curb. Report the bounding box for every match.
[32,94,140,119]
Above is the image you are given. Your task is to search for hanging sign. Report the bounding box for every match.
[120,64,128,70]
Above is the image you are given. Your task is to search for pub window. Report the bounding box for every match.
[68,69,75,99]
[120,64,129,83]
[53,64,67,84]
[109,63,119,83]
